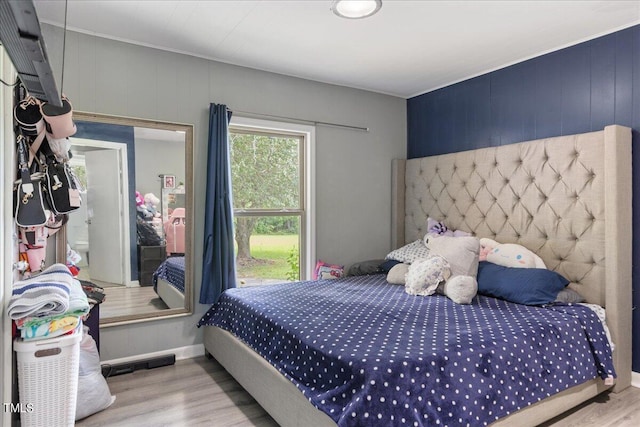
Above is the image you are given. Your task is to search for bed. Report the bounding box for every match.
[152,256,186,309]
[200,125,632,426]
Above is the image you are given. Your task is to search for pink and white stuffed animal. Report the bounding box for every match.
[479,238,546,269]
[479,238,496,262]
[136,191,153,219]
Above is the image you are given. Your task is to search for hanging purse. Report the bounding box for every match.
[40,95,77,139]
[18,212,67,274]
[18,225,49,273]
[14,136,49,227]
[45,212,68,237]
[41,155,82,215]
[14,96,45,136]
[29,134,82,215]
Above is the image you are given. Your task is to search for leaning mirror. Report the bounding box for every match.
[65,112,194,326]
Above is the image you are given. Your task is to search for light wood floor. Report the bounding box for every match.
[76,356,640,427]
[99,286,170,321]
[76,356,278,427]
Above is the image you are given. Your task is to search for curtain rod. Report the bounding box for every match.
[231,109,369,132]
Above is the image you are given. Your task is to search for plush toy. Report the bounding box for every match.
[479,238,546,269]
[436,276,478,304]
[144,193,161,218]
[386,263,410,285]
[422,234,480,304]
[478,238,495,261]
[391,235,480,304]
[405,256,451,296]
[314,260,344,280]
[426,217,471,237]
[425,235,480,277]
[135,191,153,219]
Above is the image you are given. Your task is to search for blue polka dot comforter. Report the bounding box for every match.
[152,256,185,293]
[198,274,615,426]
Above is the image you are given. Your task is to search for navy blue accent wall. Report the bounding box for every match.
[74,121,138,281]
[408,25,640,371]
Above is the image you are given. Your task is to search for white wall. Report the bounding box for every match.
[134,137,185,197]
[41,24,407,360]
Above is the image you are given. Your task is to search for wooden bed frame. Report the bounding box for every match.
[204,125,632,426]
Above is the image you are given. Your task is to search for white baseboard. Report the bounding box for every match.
[100,343,205,366]
[632,371,640,388]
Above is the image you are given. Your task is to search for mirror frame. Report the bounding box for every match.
[60,112,195,326]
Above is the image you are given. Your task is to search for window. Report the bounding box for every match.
[229,117,314,286]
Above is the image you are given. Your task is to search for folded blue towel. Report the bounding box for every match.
[8,263,72,320]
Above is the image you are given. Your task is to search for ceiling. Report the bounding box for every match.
[34,0,640,99]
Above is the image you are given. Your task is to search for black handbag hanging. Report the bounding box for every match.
[41,153,81,215]
[14,136,48,227]
[14,96,44,136]
[27,134,82,215]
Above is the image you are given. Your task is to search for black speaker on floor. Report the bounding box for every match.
[101,354,176,377]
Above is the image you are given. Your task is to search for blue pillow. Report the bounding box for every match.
[477,261,569,305]
[379,259,401,273]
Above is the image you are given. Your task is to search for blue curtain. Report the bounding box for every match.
[200,103,236,304]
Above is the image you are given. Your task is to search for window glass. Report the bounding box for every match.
[230,127,305,285]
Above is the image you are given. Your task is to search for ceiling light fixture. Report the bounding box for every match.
[331,0,382,19]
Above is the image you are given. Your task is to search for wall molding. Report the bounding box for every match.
[101,344,205,366]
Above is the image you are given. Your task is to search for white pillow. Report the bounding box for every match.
[405,256,451,296]
[385,240,430,264]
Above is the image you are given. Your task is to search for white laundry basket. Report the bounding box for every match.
[14,331,82,427]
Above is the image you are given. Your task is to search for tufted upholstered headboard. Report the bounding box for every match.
[391,125,632,390]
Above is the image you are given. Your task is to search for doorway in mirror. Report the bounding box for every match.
[67,139,131,289]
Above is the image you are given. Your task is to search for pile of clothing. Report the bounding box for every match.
[8,263,89,340]
[79,280,105,306]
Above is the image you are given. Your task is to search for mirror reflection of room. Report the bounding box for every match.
[64,121,188,322]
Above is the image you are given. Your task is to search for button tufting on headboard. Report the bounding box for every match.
[403,128,614,307]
